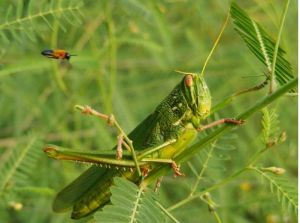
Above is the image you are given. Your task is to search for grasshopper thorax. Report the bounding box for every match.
[181,73,211,125]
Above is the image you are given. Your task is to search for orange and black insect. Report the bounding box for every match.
[41,49,77,60]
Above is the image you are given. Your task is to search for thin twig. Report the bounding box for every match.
[155,201,180,223]
[269,0,290,93]
[189,145,215,196]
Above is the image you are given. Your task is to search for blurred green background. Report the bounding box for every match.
[0,0,297,222]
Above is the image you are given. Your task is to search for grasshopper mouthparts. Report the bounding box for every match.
[43,146,59,158]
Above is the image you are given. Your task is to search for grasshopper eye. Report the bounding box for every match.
[185,75,193,87]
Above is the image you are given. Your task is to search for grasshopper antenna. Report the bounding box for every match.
[174,70,196,75]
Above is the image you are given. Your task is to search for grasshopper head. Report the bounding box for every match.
[182,73,211,121]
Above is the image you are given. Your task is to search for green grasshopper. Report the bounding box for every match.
[44,72,243,219]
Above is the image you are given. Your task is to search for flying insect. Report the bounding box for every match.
[41,49,76,60]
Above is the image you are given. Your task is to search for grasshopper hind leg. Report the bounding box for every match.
[70,170,116,219]
[70,168,141,219]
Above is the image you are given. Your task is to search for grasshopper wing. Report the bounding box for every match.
[53,166,107,212]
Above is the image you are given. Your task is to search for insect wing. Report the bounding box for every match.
[127,112,162,150]
[41,49,54,57]
[53,166,107,212]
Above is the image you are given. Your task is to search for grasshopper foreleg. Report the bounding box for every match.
[116,134,123,160]
[235,77,269,96]
[154,176,164,192]
[141,158,184,177]
[117,134,134,159]
[75,105,142,176]
[197,118,244,132]
[171,161,185,177]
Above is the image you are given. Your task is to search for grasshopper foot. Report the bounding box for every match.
[141,167,149,177]
[228,119,245,125]
[81,105,93,115]
[116,134,123,160]
[78,105,114,125]
[172,161,185,177]
[154,176,164,192]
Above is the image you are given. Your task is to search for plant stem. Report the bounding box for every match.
[213,211,222,223]
[269,0,290,93]
[246,147,268,166]
[189,144,215,196]
[167,168,248,212]
[106,3,117,113]
[155,201,180,223]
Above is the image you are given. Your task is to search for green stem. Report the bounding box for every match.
[106,4,117,113]
[269,0,290,93]
[213,211,222,223]
[189,144,215,196]
[201,193,223,223]
[155,201,180,223]
[211,76,268,116]
[167,168,248,212]
[246,147,268,166]
[210,94,235,115]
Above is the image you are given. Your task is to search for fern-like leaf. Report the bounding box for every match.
[94,177,166,223]
[253,167,298,215]
[0,0,84,42]
[118,0,154,24]
[0,138,41,195]
[208,131,237,171]
[230,3,295,90]
[261,107,280,146]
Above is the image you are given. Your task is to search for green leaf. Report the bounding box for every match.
[254,168,298,215]
[0,0,84,42]
[94,177,166,223]
[16,0,24,19]
[230,3,295,91]
[261,107,280,145]
[5,5,13,23]
[118,0,154,24]
[0,138,42,195]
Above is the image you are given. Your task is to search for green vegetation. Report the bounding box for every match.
[0,0,297,222]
